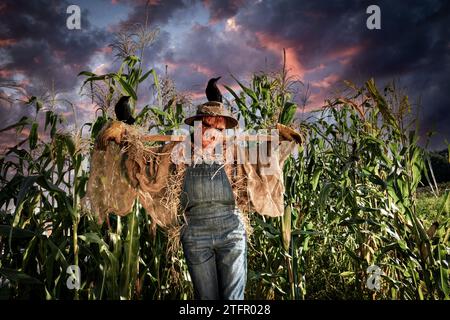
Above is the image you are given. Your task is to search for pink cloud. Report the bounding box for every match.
[0,69,25,78]
[163,61,178,73]
[53,50,66,60]
[93,63,109,75]
[0,127,31,153]
[97,46,113,54]
[326,45,364,62]
[304,92,327,112]
[0,70,14,78]
[312,74,339,89]
[255,32,306,77]
[189,63,214,78]
[77,101,97,114]
[305,63,326,75]
[0,3,7,13]
[164,60,214,78]
[19,79,31,87]
[148,0,162,5]
[69,63,83,70]
[184,90,205,101]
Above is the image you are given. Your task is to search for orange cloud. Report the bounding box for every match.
[0,38,17,47]
[255,32,306,77]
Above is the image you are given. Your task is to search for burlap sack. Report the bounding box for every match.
[84,121,299,229]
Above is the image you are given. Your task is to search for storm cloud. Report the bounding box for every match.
[0,0,449,149]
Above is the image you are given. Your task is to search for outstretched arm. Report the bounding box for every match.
[276,123,303,144]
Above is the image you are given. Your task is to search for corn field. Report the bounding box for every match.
[0,37,449,300]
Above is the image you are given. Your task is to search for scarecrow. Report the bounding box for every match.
[84,96,303,300]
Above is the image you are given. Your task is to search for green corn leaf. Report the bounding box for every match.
[340,271,355,277]
[311,168,321,191]
[117,76,137,100]
[29,122,38,150]
[438,245,449,298]
[279,102,297,125]
[0,268,42,285]
[120,207,140,299]
[91,116,108,140]
[0,225,36,238]
[231,74,259,103]
[150,107,168,118]
[79,73,117,91]
[139,69,154,83]
[46,238,70,271]
[318,182,334,211]
[223,84,247,110]
[77,71,97,77]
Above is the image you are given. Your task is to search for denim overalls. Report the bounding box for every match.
[180,161,247,300]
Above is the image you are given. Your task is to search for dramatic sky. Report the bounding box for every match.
[0,0,449,150]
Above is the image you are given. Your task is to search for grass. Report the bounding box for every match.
[417,182,450,224]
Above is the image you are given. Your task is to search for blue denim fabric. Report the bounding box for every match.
[180,162,247,300]
[180,162,235,213]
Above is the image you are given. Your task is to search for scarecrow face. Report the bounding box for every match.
[200,116,226,150]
